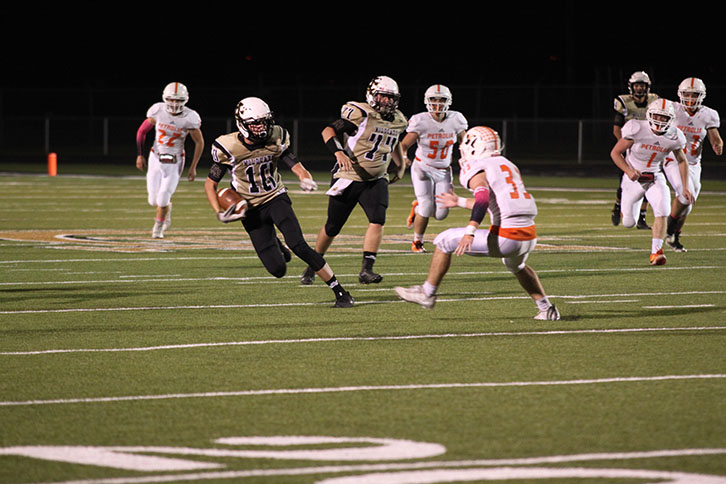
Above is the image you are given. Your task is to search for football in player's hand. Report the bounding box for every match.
[217,187,248,214]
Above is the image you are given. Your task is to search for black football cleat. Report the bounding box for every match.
[300,266,315,285]
[358,269,383,284]
[334,290,355,308]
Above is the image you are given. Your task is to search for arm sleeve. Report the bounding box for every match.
[279,148,300,169]
[207,162,228,183]
[328,118,358,136]
[136,119,154,156]
[469,186,490,224]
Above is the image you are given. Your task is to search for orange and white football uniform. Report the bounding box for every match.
[434,154,538,273]
[619,119,686,227]
[407,110,468,220]
[663,102,720,205]
[145,102,202,207]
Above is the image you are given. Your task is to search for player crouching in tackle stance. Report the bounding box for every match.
[204,97,354,308]
[394,126,560,321]
[610,99,694,266]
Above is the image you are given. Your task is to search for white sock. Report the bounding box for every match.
[422,281,437,297]
[536,297,551,312]
[651,238,664,253]
[414,233,423,242]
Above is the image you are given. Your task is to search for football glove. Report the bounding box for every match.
[300,177,318,192]
[217,203,246,223]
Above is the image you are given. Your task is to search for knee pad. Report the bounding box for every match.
[434,206,449,221]
[324,222,342,238]
[417,197,435,218]
[291,242,325,272]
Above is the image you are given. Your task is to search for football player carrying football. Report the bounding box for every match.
[394,127,560,321]
[662,77,723,252]
[610,99,694,266]
[300,76,408,286]
[400,84,468,253]
[204,97,354,308]
[610,71,659,230]
[136,82,205,239]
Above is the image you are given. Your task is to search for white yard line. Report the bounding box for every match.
[2,326,724,356]
[1,374,724,408]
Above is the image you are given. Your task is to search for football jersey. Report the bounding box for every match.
[613,93,659,124]
[406,111,468,169]
[210,126,290,208]
[336,101,408,182]
[621,120,686,172]
[458,155,538,227]
[673,103,720,164]
[146,102,202,157]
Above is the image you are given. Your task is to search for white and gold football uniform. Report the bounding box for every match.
[335,101,407,182]
[210,126,290,208]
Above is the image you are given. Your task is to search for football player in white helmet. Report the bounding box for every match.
[610,99,694,266]
[610,71,659,230]
[300,76,407,286]
[394,126,560,320]
[662,77,723,252]
[136,82,204,238]
[204,97,354,308]
[400,84,468,252]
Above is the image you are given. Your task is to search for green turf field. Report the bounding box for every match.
[1,165,725,483]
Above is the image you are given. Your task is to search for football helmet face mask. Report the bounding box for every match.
[678,77,707,111]
[459,126,503,163]
[366,76,401,116]
[646,99,676,135]
[162,82,189,115]
[424,84,452,117]
[235,97,274,142]
[628,71,651,101]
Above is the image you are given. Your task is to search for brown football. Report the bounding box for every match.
[217,187,248,214]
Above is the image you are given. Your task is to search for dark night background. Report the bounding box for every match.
[1,5,723,171]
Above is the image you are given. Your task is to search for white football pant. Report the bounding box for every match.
[619,172,671,227]
[411,161,453,220]
[146,150,184,207]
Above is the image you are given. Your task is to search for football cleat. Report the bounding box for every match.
[611,203,621,226]
[394,285,436,309]
[649,249,667,266]
[636,215,651,230]
[334,290,355,308]
[152,220,164,239]
[358,269,383,284]
[300,266,315,285]
[406,200,418,228]
[534,304,560,321]
[666,233,687,252]
[411,240,427,253]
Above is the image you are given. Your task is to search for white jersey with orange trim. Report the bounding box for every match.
[621,119,686,172]
[146,102,202,158]
[406,111,468,169]
[458,154,538,228]
[673,102,720,164]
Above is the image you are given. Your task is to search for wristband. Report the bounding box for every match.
[325,137,344,155]
[464,224,476,236]
[457,196,468,208]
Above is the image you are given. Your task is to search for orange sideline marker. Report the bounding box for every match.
[48,153,57,176]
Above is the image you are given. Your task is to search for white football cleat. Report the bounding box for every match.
[152,220,164,239]
[534,304,560,321]
[394,285,436,309]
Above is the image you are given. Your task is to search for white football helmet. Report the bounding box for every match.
[235,97,274,142]
[646,98,676,134]
[424,84,452,116]
[628,71,651,100]
[678,77,707,110]
[459,126,503,162]
[162,82,189,114]
[366,76,401,116]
